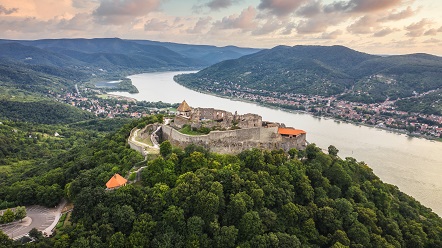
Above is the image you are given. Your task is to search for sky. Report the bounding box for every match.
[1,0,442,55]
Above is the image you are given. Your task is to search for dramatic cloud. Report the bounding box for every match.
[405,19,432,37]
[144,18,170,31]
[213,6,258,31]
[93,0,160,25]
[0,4,18,15]
[373,27,398,37]
[258,0,308,17]
[320,30,343,39]
[187,17,212,34]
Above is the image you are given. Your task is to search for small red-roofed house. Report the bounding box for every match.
[106,173,127,190]
[278,128,306,138]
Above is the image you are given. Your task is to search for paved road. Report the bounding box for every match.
[0,201,66,240]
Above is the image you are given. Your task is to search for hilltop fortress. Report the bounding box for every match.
[158,100,306,154]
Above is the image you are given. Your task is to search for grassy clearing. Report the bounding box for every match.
[136,136,153,146]
[179,125,208,135]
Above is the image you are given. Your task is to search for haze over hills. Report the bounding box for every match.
[0,38,260,69]
[176,45,442,104]
[0,38,260,97]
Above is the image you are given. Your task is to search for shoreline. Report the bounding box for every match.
[172,78,440,142]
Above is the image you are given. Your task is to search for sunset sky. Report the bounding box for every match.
[1,0,441,55]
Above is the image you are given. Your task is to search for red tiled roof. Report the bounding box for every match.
[278,128,306,136]
[106,174,127,189]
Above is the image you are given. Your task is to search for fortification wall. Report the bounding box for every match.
[128,128,146,155]
[172,115,190,129]
[161,125,305,154]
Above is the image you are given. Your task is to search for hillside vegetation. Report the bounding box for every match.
[1,116,442,247]
[176,45,442,103]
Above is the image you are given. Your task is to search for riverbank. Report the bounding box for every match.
[173,77,441,142]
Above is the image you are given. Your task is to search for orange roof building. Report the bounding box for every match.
[106,173,127,189]
[278,128,306,137]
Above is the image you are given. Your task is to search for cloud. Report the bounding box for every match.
[324,0,404,14]
[213,6,258,31]
[423,38,441,44]
[296,12,348,34]
[380,6,416,21]
[57,13,94,31]
[424,28,438,36]
[320,30,343,39]
[296,1,322,17]
[144,18,170,31]
[187,17,212,34]
[281,22,296,35]
[347,15,378,34]
[206,0,238,11]
[405,19,432,37]
[93,0,160,25]
[0,5,18,15]
[258,0,308,17]
[252,18,283,35]
[373,27,398,37]
[72,0,99,9]
[193,0,241,13]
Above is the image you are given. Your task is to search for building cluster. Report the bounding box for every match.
[49,87,165,118]
[195,84,442,138]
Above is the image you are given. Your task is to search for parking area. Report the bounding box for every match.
[0,205,57,240]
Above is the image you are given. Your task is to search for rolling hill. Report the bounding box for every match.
[175,45,442,103]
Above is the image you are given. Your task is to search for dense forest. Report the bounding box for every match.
[176,45,442,104]
[1,115,442,247]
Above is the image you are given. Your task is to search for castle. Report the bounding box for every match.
[159,100,307,154]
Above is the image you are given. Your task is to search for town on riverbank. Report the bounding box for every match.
[175,82,442,140]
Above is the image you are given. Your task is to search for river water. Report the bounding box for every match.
[113,71,442,216]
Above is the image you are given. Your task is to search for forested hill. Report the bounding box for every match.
[2,115,442,247]
[175,45,442,103]
[0,38,259,68]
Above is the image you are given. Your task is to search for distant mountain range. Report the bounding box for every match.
[0,38,260,95]
[0,38,260,70]
[176,45,442,104]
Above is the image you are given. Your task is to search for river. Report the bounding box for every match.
[112,71,442,216]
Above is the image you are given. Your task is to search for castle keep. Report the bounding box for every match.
[161,101,307,154]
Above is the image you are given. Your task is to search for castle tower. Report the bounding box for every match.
[177,100,192,118]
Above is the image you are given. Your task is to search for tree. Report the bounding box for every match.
[109,232,125,248]
[288,148,298,159]
[160,140,172,158]
[328,145,339,157]
[214,226,238,248]
[15,206,26,221]
[29,227,44,241]
[239,211,264,241]
[0,230,13,248]
[1,209,15,223]
[306,143,321,160]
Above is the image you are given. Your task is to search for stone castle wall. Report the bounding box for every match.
[161,125,305,154]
